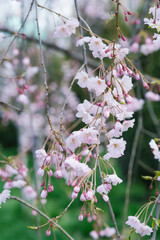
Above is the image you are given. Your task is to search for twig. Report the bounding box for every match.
[0,0,34,65]
[54,199,74,220]
[151,196,160,240]
[10,196,74,240]
[74,1,120,239]
[97,160,121,239]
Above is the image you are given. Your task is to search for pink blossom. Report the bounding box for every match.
[53,18,79,38]
[90,230,99,239]
[74,186,80,193]
[104,174,123,186]
[99,227,116,237]
[102,194,109,202]
[76,37,91,46]
[149,139,160,161]
[71,191,78,199]
[41,189,48,198]
[17,94,29,105]
[0,189,10,207]
[47,184,54,192]
[145,91,160,101]
[130,42,139,53]
[22,186,37,200]
[80,192,86,201]
[78,213,83,221]
[35,148,47,161]
[104,138,126,160]
[97,183,112,195]
[37,168,44,176]
[55,169,62,179]
[126,216,153,237]
[75,71,89,88]
[86,189,94,200]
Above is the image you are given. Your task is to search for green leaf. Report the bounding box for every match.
[152,217,160,227]
[155,171,160,178]
[27,225,38,230]
[142,175,153,181]
[152,220,155,229]
[96,207,104,213]
[106,14,115,25]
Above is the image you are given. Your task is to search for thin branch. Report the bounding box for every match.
[0,0,34,65]
[0,27,99,69]
[74,1,120,239]
[151,196,160,240]
[10,196,74,240]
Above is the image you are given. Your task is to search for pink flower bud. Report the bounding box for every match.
[102,194,109,202]
[107,80,111,86]
[41,181,45,187]
[92,214,97,221]
[48,170,53,177]
[127,11,132,15]
[23,84,28,90]
[121,35,126,41]
[41,189,48,198]
[17,88,23,94]
[72,179,77,187]
[46,229,51,237]
[125,16,128,21]
[80,193,86,201]
[86,190,94,200]
[74,186,80,193]
[71,191,78,199]
[32,210,37,216]
[78,213,83,221]
[37,168,44,176]
[117,95,121,102]
[55,169,62,179]
[87,216,92,222]
[135,72,140,80]
[47,184,54,192]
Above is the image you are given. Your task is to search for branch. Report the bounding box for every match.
[0,27,99,69]
[10,196,74,240]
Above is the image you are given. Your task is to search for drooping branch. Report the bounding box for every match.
[0,27,99,69]
[74,1,121,239]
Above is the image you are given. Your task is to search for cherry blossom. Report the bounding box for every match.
[149,139,160,161]
[145,91,160,101]
[53,18,79,38]
[104,138,126,160]
[0,189,10,207]
[104,174,123,186]
[99,227,116,237]
[90,230,99,239]
[75,71,90,88]
[126,216,153,237]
